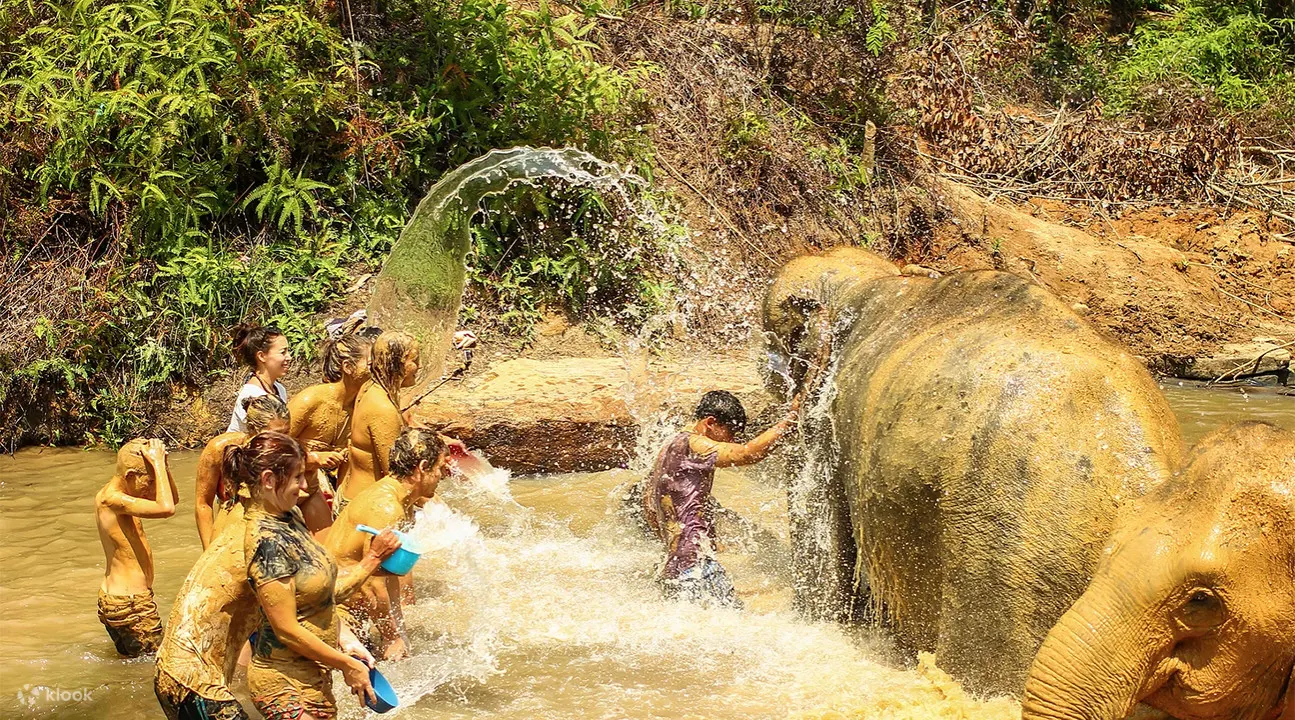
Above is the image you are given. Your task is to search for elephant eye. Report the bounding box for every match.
[1182,588,1225,627]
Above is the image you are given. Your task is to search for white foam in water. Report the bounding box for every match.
[335,470,1018,720]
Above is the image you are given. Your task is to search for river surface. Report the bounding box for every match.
[0,384,1289,720]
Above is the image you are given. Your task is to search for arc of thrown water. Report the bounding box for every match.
[366,146,662,392]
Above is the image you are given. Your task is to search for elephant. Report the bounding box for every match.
[1023,420,1295,720]
[762,247,1185,695]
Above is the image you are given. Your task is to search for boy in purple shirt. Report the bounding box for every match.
[642,391,800,607]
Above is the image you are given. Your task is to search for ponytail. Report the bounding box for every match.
[222,431,304,499]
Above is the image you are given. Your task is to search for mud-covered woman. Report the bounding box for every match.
[195,394,291,549]
[336,331,420,514]
[228,325,292,434]
[156,431,399,720]
[288,329,375,531]
[240,431,403,718]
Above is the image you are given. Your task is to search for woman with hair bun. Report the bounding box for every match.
[289,325,376,530]
[239,431,400,719]
[156,431,398,720]
[228,325,291,433]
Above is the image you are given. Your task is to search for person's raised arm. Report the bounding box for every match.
[254,579,376,706]
[193,441,224,548]
[334,529,401,602]
[694,399,802,468]
[106,439,177,519]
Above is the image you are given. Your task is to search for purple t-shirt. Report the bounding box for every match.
[645,433,717,579]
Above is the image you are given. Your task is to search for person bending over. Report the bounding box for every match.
[338,331,420,512]
[195,394,291,549]
[228,324,291,433]
[643,390,799,608]
[243,431,399,719]
[95,438,178,656]
[156,431,397,720]
[327,427,450,660]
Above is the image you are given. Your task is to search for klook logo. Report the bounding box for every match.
[15,685,94,706]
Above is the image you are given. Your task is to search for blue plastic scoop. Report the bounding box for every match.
[356,524,422,575]
[367,666,399,713]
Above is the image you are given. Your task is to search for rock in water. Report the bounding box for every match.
[1172,338,1291,382]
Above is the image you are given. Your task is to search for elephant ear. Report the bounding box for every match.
[1277,666,1294,720]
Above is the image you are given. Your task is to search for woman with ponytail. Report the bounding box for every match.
[195,394,291,549]
[228,324,292,433]
[336,331,421,510]
[288,323,375,530]
[156,432,400,720]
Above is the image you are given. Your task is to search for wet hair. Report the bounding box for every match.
[232,324,284,368]
[222,431,304,499]
[389,427,447,478]
[243,394,290,434]
[695,391,747,435]
[321,333,373,383]
[370,331,419,407]
[116,438,151,479]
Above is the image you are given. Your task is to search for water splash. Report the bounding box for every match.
[448,445,515,503]
[367,147,667,387]
[339,470,1019,720]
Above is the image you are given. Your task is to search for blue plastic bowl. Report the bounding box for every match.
[367,666,399,713]
[356,524,423,576]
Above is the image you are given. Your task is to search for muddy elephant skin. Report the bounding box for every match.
[1023,421,1295,720]
[763,248,1184,695]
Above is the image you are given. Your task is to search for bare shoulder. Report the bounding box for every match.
[96,482,128,515]
[203,431,244,454]
[290,383,330,412]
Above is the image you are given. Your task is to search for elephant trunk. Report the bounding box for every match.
[1023,581,1170,720]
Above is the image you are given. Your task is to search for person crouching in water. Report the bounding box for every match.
[242,431,399,718]
[155,431,399,720]
[326,427,449,660]
[95,438,178,656]
[644,391,799,608]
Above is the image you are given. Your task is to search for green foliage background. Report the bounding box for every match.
[1,0,654,444]
[1,0,1291,447]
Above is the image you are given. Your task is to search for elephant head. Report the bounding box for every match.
[1023,421,1295,720]
[761,246,899,398]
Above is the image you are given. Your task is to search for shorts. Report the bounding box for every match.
[154,670,249,720]
[97,589,163,657]
[251,689,336,720]
[662,557,743,609]
[249,659,336,720]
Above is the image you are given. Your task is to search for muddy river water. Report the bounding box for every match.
[0,384,1289,720]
